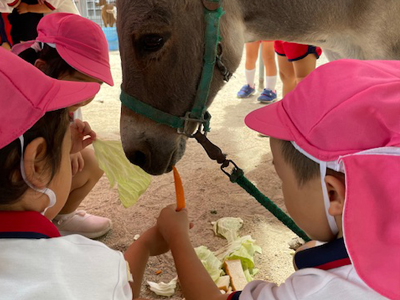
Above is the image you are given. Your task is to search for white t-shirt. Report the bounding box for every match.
[235,265,388,300]
[0,234,133,300]
[0,0,19,13]
[44,0,80,14]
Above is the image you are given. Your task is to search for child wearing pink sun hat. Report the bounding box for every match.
[11,13,114,239]
[150,59,399,300]
[0,47,172,299]
[241,59,400,300]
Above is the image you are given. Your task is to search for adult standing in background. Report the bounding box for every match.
[6,0,79,50]
[15,0,79,15]
[7,0,44,45]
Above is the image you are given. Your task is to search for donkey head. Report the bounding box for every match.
[117,0,244,175]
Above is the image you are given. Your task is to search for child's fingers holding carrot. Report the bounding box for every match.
[156,204,190,244]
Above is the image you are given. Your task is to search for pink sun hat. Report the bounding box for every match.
[0,47,100,149]
[11,13,114,86]
[245,59,400,300]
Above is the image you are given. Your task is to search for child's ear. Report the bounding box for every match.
[34,59,47,72]
[324,175,345,217]
[23,137,49,189]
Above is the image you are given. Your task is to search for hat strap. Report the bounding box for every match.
[31,42,42,53]
[291,142,339,235]
[320,161,340,235]
[19,136,56,216]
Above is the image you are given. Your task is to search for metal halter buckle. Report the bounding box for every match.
[177,111,211,137]
[202,0,220,11]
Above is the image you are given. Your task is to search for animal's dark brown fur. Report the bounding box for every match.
[117,0,400,175]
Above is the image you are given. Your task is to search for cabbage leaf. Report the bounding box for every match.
[93,139,151,207]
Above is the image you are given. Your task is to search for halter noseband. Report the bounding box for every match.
[120,0,231,136]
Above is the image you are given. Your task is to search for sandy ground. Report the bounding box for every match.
[80,50,328,299]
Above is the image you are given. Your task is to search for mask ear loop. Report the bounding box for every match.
[18,136,56,216]
[291,142,339,236]
[320,161,339,236]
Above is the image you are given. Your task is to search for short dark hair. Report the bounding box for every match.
[279,140,320,186]
[279,140,344,186]
[18,44,76,79]
[0,109,69,205]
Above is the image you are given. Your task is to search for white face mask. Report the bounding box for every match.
[19,136,56,216]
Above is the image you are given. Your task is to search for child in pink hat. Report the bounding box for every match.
[0,47,171,299]
[13,12,114,239]
[153,59,399,300]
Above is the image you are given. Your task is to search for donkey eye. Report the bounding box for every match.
[142,34,164,52]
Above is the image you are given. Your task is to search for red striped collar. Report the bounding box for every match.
[294,238,351,271]
[7,0,20,7]
[0,211,60,239]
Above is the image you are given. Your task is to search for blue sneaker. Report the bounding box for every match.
[237,84,255,98]
[257,88,277,103]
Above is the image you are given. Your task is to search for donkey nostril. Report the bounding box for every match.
[128,151,147,168]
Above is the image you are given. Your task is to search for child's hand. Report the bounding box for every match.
[138,226,169,256]
[16,2,29,14]
[70,152,84,176]
[156,204,191,244]
[70,119,96,154]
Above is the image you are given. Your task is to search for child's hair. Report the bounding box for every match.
[279,140,343,186]
[18,44,76,79]
[0,109,69,205]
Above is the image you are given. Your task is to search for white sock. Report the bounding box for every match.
[245,68,256,88]
[265,75,277,91]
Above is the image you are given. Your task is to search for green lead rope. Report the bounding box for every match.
[230,167,311,242]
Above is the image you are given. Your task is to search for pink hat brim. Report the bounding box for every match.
[0,48,101,149]
[245,101,294,141]
[11,40,114,86]
[56,44,114,86]
[11,41,35,56]
[46,80,100,112]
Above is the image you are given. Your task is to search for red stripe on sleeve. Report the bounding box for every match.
[44,1,56,10]
[7,0,20,7]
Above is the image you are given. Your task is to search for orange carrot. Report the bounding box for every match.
[173,166,185,211]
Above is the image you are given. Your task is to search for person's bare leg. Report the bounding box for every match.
[53,148,111,239]
[245,41,261,71]
[277,55,296,97]
[237,41,261,97]
[261,41,277,77]
[1,42,11,50]
[59,148,104,214]
[292,54,317,85]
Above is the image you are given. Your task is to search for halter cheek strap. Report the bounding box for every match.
[18,136,56,216]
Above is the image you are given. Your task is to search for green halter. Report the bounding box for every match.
[120,0,225,136]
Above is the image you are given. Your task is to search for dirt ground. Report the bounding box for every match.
[80,50,329,299]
